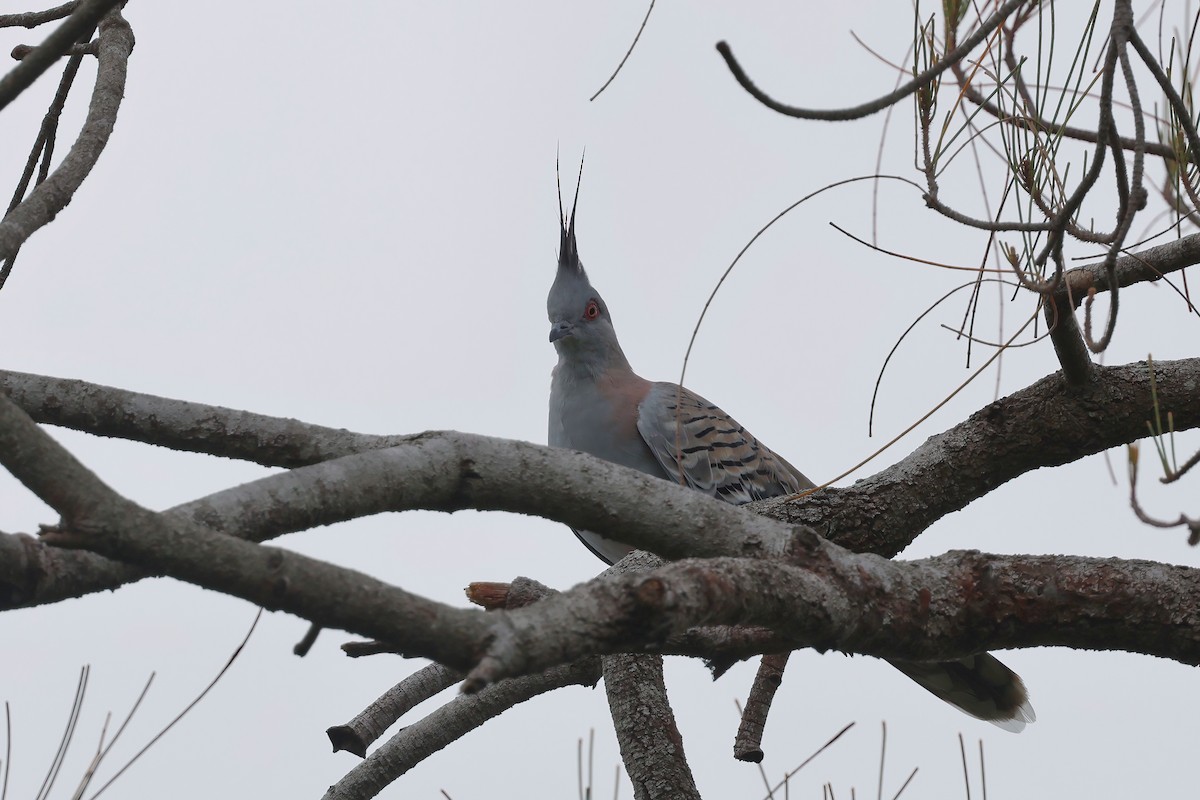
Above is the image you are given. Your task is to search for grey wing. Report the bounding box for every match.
[635,383,814,505]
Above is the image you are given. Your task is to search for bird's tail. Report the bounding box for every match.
[889,654,1036,732]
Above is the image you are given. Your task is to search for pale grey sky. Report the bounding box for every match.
[1,2,1198,798]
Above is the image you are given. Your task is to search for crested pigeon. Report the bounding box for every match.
[545,182,1035,732]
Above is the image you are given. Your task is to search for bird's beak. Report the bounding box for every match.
[549,321,574,342]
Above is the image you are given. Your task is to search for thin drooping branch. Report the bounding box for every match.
[0,8,132,264]
[714,0,1028,121]
[1076,0,1143,354]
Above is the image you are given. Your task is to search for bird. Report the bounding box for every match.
[545,173,1035,732]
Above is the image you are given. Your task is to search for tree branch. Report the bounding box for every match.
[2,389,1199,700]
[463,551,1200,687]
[2,357,1197,611]
[733,652,789,763]
[1063,233,1200,306]
[0,369,402,466]
[600,551,700,800]
[327,663,462,759]
[0,391,491,671]
[770,358,1200,555]
[322,659,602,800]
[0,7,132,263]
[604,652,700,800]
[714,0,1028,121]
[0,2,79,29]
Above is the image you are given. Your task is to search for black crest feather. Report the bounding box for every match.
[557,153,585,274]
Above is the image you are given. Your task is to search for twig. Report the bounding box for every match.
[589,0,655,101]
[0,3,79,29]
[0,0,122,111]
[733,652,790,763]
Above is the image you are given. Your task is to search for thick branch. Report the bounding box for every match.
[2,391,1199,697]
[466,551,1200,687]
[0,425,800,610]
[2,358,1197,610]
[0,391,491,671]
[768,358,1200,555]
[604,653,700,800]
[599,551,699,800]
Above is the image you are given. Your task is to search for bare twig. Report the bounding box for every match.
[86,610,262,800]
[0,0,123,111]
[0,3,79,29]
[0,9,134,266]
[589,0,655,101]
[10,41,96,60]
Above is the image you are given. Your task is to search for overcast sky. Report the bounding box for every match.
[1,2,1198,798]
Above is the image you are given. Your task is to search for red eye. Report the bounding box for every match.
[584,300,600,320]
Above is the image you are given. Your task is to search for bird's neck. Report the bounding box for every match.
[553,341,635,383]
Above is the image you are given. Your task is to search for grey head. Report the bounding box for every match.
[546,167,628,369]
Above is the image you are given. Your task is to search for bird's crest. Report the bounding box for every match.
[556,154,586,277]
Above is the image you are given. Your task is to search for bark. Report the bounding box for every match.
[603,653,701,800]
